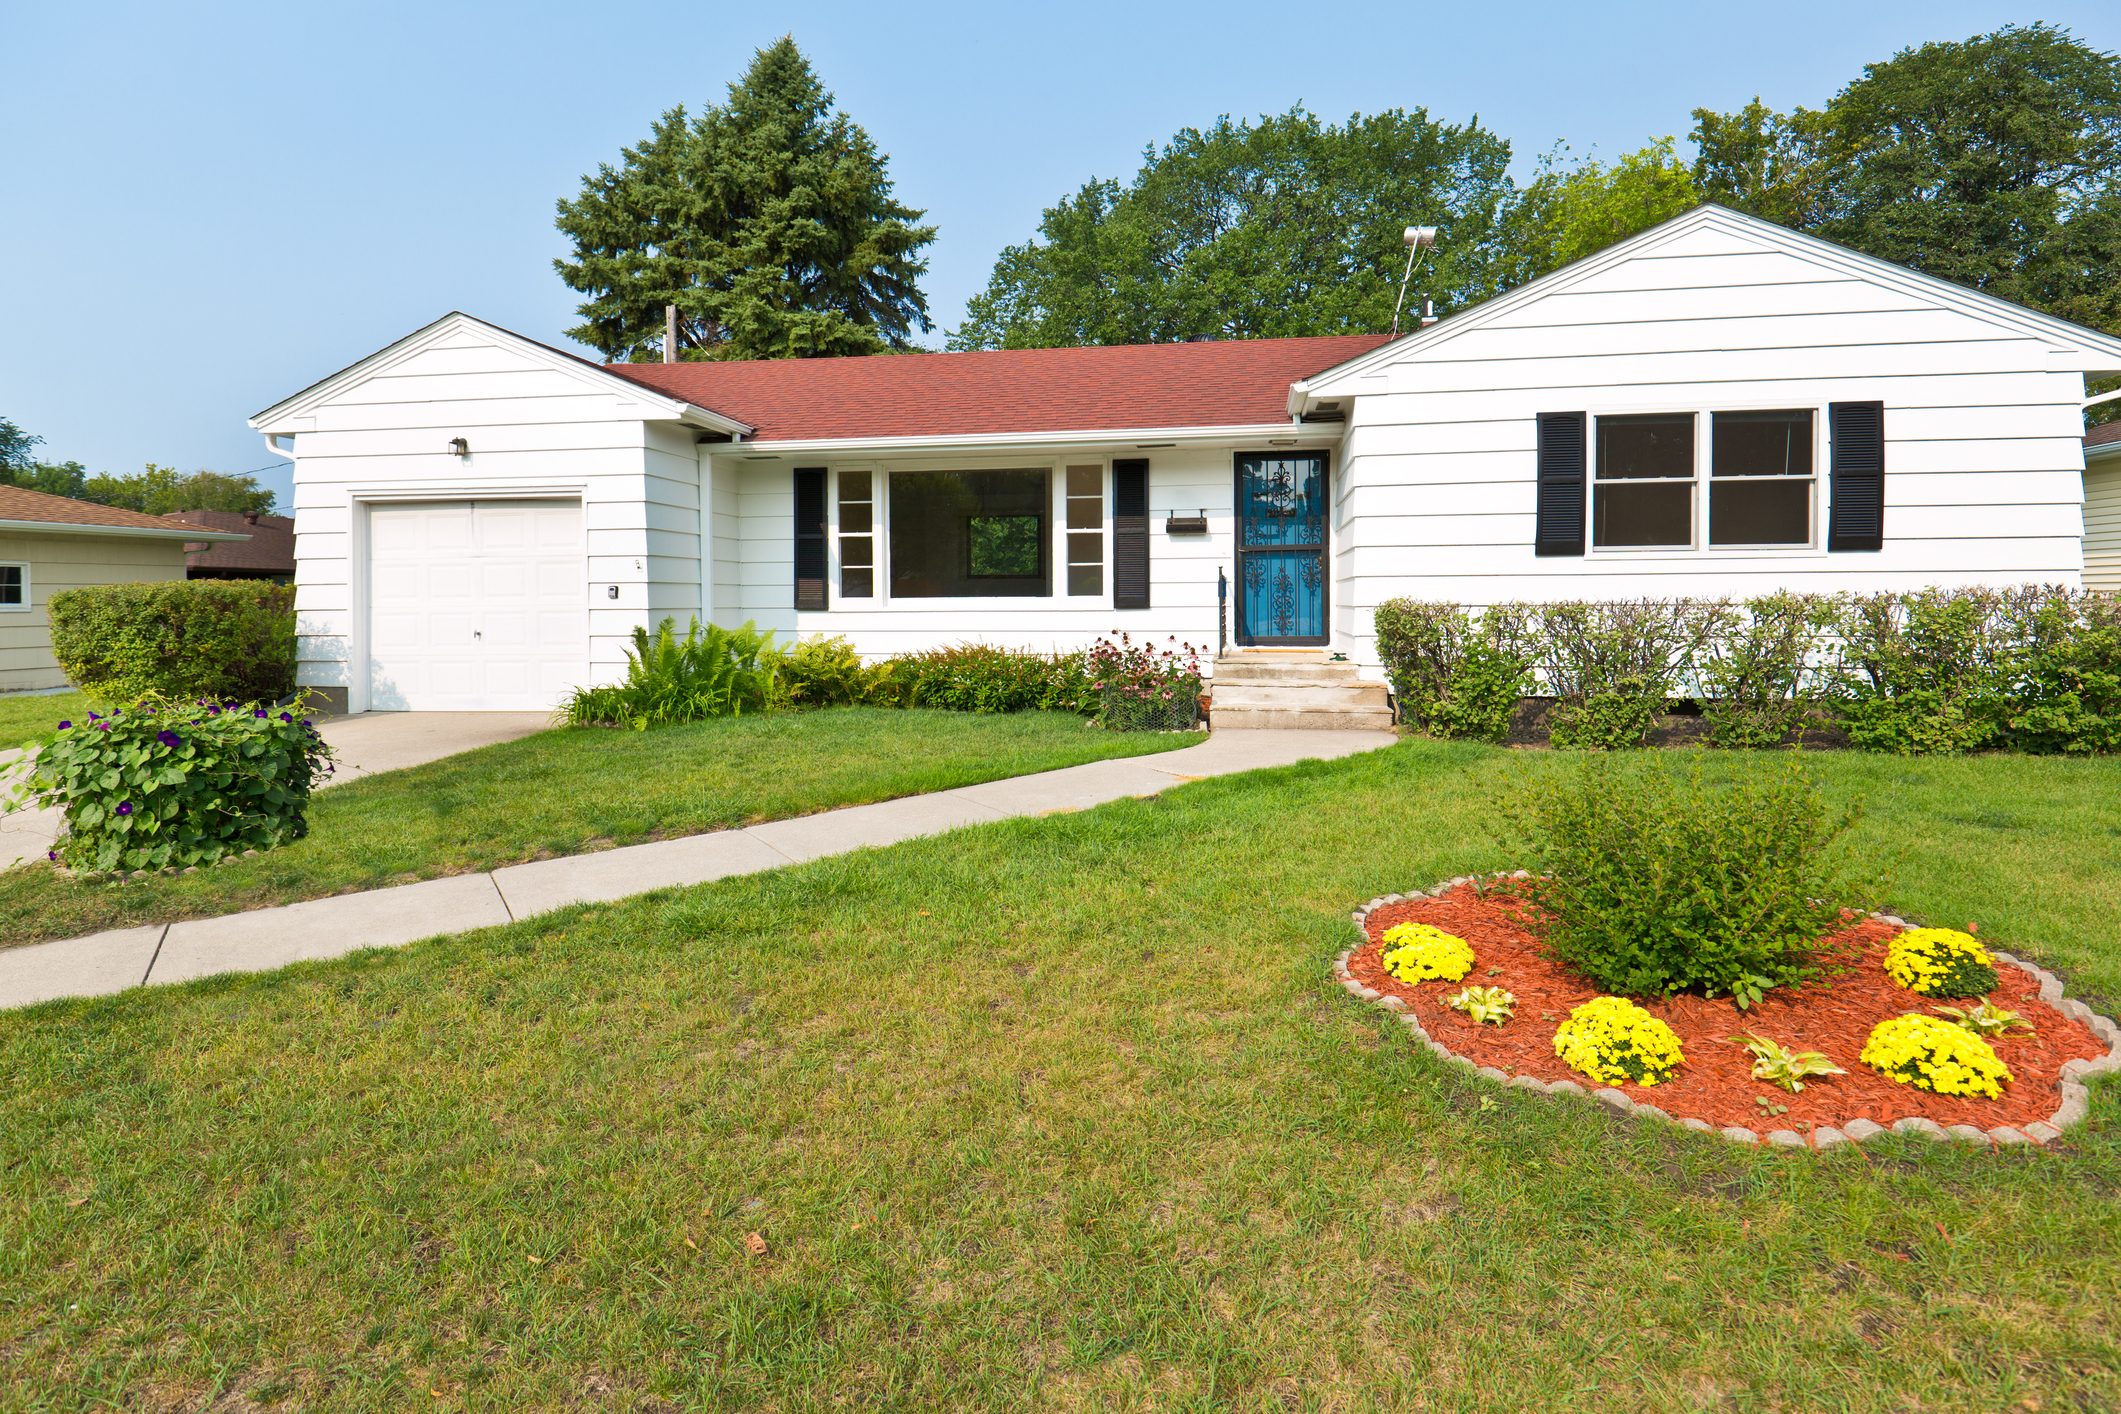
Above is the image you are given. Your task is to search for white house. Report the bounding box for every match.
[250,205,2121,714]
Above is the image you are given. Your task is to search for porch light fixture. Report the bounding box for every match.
[446,437,470,458]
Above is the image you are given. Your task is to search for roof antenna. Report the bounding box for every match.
[1390,226,1439,338]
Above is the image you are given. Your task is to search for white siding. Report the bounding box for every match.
[1330,222,2092,664]
[2087,457,2121,594]
[277,324,705,708]
[709,444,1283,661]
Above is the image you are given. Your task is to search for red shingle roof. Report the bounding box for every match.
[605,335,1391,443]
[0,484,211,535]
[162,510,291,575]
[2087,420,2121,449]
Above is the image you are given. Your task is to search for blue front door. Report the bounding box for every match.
[1235,451,1328,645]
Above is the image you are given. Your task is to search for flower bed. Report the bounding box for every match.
[1337,879,2120,1145]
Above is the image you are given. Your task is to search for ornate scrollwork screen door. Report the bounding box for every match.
[1234,451,1328,645]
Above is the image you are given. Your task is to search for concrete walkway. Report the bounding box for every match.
[0,711,549,869]
[0,729,1392,1009]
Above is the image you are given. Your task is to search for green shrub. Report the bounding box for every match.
[1535,599,1720,750]
[10,700,332,874]
[883,644,1093,714]
[1500,755,1864,1001]
[1089,633,1202,730]
[1695,593,1834,747]
[561,619,778,729]
[48,580,294,704]
[2002,590,2121,754]
[1371,601,1532,743]
[1826,589,2014,754]
[772,635,896,709]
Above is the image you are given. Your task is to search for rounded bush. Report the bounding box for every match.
[1552,996,1685,1087]
[1860,1013,2012,1098]
[1378,922,1476,984]
[1883,927,1999,999]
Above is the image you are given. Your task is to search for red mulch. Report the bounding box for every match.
[1350,884,2108,1136]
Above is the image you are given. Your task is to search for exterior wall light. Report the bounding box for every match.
[447,437,470,458]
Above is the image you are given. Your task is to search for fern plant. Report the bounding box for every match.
[561,618,780,729]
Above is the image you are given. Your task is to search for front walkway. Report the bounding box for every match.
[0,711,549,869]
[0,728,1393,1009]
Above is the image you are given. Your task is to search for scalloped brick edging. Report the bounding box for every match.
[1337,876,2121,1150]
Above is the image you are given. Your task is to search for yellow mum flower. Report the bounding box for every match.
[1553,996,1685,1087]
[1882,928,1998,999]
[1379,922,1476,984]
[1859,1013,2012,1098]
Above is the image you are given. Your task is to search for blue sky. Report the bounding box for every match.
[3,1,2114,510]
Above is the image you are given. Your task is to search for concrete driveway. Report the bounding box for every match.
[0,711,551,868]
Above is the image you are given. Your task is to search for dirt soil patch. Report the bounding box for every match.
[1348,883,2105,1134]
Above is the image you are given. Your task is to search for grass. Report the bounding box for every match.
[3,741,2119,1410]
[0,707,1199,950]
[0,688,91,751]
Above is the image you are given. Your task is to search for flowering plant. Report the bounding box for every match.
[1882,927,1999,998]
[8,698,333,874]
[1379,922,1476,984]
[1553,996,1685,1086]
[1087,632,1202,731]
[1860,1013,2013,1098]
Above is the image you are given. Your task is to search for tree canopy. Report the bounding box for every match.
[0,417,277,513]
[951,107,1517,349]
[555,37,935,362]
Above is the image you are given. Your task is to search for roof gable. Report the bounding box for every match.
[1295,205,2121,404]
[247,311,752,437]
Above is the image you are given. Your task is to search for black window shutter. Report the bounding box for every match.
[1827,401,1885,552]
[1112,459,1150,609]
[1534,412,1587,556]
[793,466,828,610]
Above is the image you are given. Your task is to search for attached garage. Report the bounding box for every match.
[365,499,586,711]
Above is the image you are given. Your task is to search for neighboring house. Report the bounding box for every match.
[0,486,247,692]
[161,509,296,581]
[2085,422,2121,594]
[250,205,2121,714]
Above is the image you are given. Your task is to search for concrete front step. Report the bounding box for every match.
[1212,683,1390,710]
[1211,705,1396,730]
[1213,658,1365,684]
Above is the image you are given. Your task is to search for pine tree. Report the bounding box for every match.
[556,38,935,361]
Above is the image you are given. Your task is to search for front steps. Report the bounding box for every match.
[1208,652,1394,731]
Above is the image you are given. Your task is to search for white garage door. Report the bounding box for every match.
[366,499,586,711]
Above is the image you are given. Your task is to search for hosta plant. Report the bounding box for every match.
[1860,1013,2013,1098]
[1379,922,1476,984]
[1933,1000,2034,1037]
[1732,1034,1846,1093]
[1552,996,1685,1087]
[1882,927,1999,999]
[1445,985,1516,1025]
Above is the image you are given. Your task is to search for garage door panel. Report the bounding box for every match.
[365,499,585,711]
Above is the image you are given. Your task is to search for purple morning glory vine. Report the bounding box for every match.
[115,801,133,816]
[157,729,182,749]
[56,720,71,730]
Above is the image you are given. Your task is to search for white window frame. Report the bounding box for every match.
[1584,402,1825,557]
[1060,460,1110,600]
[0,561,27,611]
[831,466,878,601]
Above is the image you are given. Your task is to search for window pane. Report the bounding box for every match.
[889,469,1050,597]
[0,566,20,605]
[1068,564,1102,596]
[1713,410,1813,477]
[1066,497,1101,530]
[1710,479,1810,545]
[1598,413,1694,480]
[1594,482,1693,547]
[837,470,872,503]
[841,567,873,598]
[840,536,872,568]
[839,502,872,535]
[1066,464,1102,498]
[1067,531,1102,565]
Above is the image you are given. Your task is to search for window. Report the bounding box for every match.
[888,468,1050,597]
[1594,413,1694,548]
[1064,464,1104,596]
[1710,409,1813,546]
[0,563,23,610]
[837,470,874,597]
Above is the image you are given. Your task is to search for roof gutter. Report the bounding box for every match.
[0,518,248,542]
[723,421,1339,457]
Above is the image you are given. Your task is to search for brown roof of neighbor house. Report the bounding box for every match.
[605,334,1393,443]
[2087,421,2121,450]
[162,510,292,574]
[0,484,232,537]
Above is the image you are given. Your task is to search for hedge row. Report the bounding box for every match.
[49,579,295,706]
[1373,587,2121,753]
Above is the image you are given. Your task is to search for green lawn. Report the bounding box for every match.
[4,741,2118,1410]
[0,708,1199,950]
[0,689,91,752]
